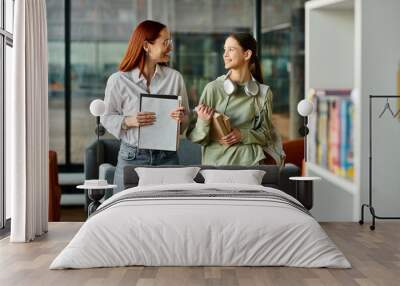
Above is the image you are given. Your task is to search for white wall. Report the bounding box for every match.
[359,0,400,219]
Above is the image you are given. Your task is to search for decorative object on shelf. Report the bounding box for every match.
[297,99,314,162]
[359,95,400,231]
[89,99,106,168]
[77,181,117,216]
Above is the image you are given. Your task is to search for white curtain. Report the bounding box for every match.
[7,0,49,242]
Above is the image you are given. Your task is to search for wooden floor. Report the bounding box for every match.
[0,222,399,286]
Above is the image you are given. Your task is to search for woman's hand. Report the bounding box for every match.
[170,106,186,122]
[196,104,214,122]
[124,112,156,128]
[218,128,242,146]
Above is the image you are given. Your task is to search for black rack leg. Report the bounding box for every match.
[369,206,376,231]
[359,204,376,230]
[359,204,367,225]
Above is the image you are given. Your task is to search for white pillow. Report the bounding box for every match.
[200,169,266,185]
[135,167,201,186]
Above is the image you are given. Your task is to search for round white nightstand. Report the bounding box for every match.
[289,176,321,210]
[77,184,117,216]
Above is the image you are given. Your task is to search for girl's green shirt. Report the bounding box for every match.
[187,76,275,166]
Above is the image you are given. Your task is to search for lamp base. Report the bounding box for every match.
[298,126,309,137]
[95,124,106,136]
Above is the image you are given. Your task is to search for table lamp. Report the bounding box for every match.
[89,99,106,172]
[297,99,314,162]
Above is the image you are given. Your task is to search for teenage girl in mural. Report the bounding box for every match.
[101,20,189,193]
[187,33,284,166]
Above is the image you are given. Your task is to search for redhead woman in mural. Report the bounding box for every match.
[101,20,189,193]
[187,33,284,166]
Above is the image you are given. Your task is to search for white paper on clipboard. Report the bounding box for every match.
[138,94,180,151]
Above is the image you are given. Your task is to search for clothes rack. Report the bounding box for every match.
[359,95,400,230]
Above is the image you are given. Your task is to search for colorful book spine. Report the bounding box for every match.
[328,99,341,174]
[339,100,347,177]
[339,99,354,179]
[317,98,329,168]
[311,88,354,180]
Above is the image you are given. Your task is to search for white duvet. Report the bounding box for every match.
[50,183,351,269]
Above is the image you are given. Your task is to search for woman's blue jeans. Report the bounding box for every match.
[113,141,179,193]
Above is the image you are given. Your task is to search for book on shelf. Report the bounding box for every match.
[311,88,353,97]
[339,99,354,179]
[328,99,341,174]
[210,112,231,140]
[309,88,354,181]
[316,97,329,168]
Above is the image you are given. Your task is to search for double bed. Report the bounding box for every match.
[50,165,350,269]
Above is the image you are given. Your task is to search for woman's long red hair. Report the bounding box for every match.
[119,20,166,73]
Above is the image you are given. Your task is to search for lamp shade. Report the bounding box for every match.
[297,99,314,116]
[89,99,105,116]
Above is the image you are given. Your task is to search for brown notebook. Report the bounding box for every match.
[210,112,231,140]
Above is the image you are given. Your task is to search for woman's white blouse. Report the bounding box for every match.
[100,65,189,147]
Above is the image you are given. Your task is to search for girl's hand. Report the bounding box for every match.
[125,112,156,127]
[196,104,214,122]
[170,106,186,122]
[218,128,242,146]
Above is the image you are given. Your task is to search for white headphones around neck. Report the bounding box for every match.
[223,71,260,97]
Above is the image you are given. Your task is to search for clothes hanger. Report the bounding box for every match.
[378,98,396,118]
[393,107,400,118]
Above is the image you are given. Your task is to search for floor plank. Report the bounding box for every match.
[0,222,399,286]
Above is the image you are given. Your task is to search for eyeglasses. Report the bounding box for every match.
[161,38,173,48]
[147,38,173,48]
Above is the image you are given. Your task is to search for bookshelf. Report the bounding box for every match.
[305,0,400,221]
[307,162,356,194]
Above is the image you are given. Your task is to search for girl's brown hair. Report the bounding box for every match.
[119,20,166,75]
[228,33,264,84]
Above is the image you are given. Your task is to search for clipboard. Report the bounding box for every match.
[138,94,180,151]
